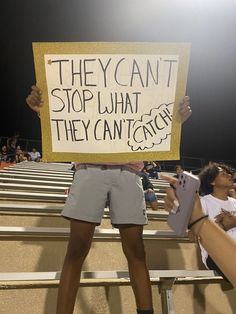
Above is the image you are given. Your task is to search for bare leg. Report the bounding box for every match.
[56,219,96,314]
[118,224,153,311]
[149,201,158,211]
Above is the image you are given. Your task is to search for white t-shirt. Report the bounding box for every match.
[200,194,236,267]
[29,151,41,161]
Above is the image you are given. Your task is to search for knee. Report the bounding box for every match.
[66,237,91,260]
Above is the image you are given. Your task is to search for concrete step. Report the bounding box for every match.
[0,239,233,314]
[0,177,168,197]
[0,163,234,314]
[0,216,171,230]
[0,277,234,314]
[0,191,165,207]
[0,269,225,314]
[0,226,200,273]
[0,201,169,231]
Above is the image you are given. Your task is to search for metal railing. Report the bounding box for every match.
[1,136,235,173]
[0,136,42,154]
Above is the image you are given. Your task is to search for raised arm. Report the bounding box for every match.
[164,177,236,287]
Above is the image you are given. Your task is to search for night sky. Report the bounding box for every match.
[1,0,236,164]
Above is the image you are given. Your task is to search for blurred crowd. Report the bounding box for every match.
[0,133,41,163]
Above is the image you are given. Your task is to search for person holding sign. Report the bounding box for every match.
[26,85,191,314]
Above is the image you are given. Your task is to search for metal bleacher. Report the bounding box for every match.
[0,161,235,314]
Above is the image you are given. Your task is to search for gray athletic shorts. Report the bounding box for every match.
[62,165,148,225]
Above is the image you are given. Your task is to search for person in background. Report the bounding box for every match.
[6,132,20,162]
[228,170,236,199]
[28,147,41,162]
[0,145,8,162]
[144,161,161,179]
[169,165,184,190]
[15,145,23,163]
[139,167,158,211]
[164,175,236,289]
[174,164,184,178]
[197,162,236,281]
[26,85,192,314]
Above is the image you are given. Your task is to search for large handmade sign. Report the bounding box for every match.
[33,42,190,162]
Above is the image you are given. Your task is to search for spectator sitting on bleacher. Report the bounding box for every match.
[139,167,158,211]
[144,161,161,179]
[28,147,41,162]
[0,145,8,161]
[228,170,236,199]
[15,145,24,163]
[198,162,236,281]
[173,164,184,178]
[18,152,31,162]
[6,132,20,163]
[164,175,236,288]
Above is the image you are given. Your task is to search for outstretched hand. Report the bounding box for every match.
[160,173,205,233]
[159,174,179,213]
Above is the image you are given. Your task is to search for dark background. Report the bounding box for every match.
[1,0,236,164]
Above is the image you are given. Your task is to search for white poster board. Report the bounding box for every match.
[33,42,190,162]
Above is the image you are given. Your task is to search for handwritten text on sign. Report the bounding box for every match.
[44,54,179,153]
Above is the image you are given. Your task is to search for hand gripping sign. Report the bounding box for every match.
[32,42,190,162]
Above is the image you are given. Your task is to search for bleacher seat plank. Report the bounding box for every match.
[0,191,165,208]
[0,203,64,213]
[0,191,67,202]
[10,162,72,171]
[0,226,187,239]
[0,177,72,187]
[1,169,73,179]
[1,162,233,314]
[0,172,72,182]
[0,183,68,192]
[0,203,168,218]
[0,270,223,290]
[5,167,73,175]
